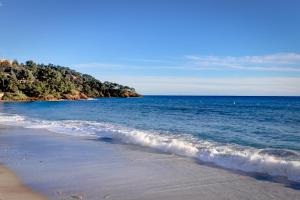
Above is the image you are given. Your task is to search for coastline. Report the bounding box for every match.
[0,95,142,103]
[0,164,46,200]
[1,125,300,200]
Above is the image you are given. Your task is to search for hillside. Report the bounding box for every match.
[0,60,140,101]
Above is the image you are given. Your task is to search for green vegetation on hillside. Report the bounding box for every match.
[0,59,140,101]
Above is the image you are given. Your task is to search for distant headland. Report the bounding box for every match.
[0,59,141,101]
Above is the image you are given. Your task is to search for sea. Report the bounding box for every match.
[0,96,300,182]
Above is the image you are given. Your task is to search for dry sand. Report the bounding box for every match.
[0,126,300,200]
[0,164,46,200]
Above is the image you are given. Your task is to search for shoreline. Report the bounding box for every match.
[1,112,299,183]
[0,95,143,103]
[1,125,300,199]
[0,164,46,200]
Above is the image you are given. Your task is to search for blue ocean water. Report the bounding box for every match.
[1,96,300,181]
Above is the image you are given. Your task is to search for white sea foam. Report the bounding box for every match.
[0,112,300,182]
[0,113,25,123]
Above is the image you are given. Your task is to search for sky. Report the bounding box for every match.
[0,0,300,95]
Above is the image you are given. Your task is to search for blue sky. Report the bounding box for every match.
[0,0,300,95]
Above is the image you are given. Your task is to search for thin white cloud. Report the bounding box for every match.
[100,75,300,96]
[228,65,300,72]
[121,58,177,64]
[73,53,300,95]
[185,53,300,72]
[73,62,183,70]
[74,53,300,72]
[186,53,300,64]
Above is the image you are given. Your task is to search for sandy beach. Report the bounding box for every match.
[1,0,300,199]
[0,125,300,200]
[0,164,46,200]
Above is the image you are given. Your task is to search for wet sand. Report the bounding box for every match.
[0,125,300,200]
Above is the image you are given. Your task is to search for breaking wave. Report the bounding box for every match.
[0,112,300,182]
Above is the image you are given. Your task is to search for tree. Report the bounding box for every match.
[0,60,12,69]
[0,59,140,101]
